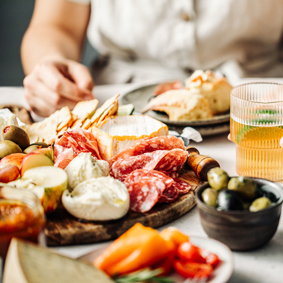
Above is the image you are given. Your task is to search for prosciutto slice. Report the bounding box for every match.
[54,128,102,169]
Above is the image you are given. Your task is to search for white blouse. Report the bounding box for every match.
[68,0,283,84]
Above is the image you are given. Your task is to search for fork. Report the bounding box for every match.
[182,277,207,283]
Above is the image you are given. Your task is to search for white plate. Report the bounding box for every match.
[121,84,230,127]
[78,236,234,283]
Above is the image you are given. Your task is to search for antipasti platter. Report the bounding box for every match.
[45,167,201,246]
[0,71,238,282]
[0,92,206,247]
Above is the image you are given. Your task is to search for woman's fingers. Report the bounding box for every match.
[34,61,93,101]
[67,60,94,91]
[23,59,95,117]
[23,88,55,117]
[24,76,77,109]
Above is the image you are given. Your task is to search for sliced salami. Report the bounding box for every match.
[124,169,191,212]
[109,135,185,167]
[128,178,165,213]
[155,149,188,172]
[173,178,192,195]
[158,184,179,203]
[124,169,148,185]
[111,151,169,182]
[111,149,187,182]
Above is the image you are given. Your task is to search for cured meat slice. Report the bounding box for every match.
[54,145,74,170]
[173,178,192,195]
[128,178,163,213]
[124,169,174,188]
[111,149,188,182]
[158,184,179,203]
[111,151,169,182]
[109,135,185,167]
[126,170,173,213]
[124,169,148,185]
[124,169,191,212]
[54,128,102,169]
[154,81,184,96]
[155,149,188,173]
[56,128,101,159]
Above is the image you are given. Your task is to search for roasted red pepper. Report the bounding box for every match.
[177,242,220,268]
[174,260,213,279]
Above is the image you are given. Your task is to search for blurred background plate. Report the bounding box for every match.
[122,84,230,127]
[79,236,234,283]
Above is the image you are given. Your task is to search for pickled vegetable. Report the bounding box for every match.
[207,168,229,190]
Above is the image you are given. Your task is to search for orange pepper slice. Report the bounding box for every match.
[95,223,171,276]
[108,232,171,276]
[160,227,189,248]
[94,224,190,277]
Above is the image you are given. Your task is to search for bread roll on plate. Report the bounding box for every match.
[142,89,213,121]
[185,70,232,114]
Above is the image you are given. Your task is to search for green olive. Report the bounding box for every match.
[3,125,30,150]
[249,197,272,212]
[0,140,22,158]
[207,167,229,190]
[228,176,257,200]
[201,188,218,207]
[30,142,48,148]
[24,145,42,154]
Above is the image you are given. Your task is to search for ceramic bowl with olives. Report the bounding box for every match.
[202,167,278,212]
[195,168,283,251]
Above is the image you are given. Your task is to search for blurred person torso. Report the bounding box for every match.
[71,0,283,84]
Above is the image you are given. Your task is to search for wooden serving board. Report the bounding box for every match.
[45,167,202,246]
[0,104,34,125]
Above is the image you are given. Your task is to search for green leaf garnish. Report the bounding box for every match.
[114,268,174,283]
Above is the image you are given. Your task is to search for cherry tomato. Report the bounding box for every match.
[177,242,206,263]
[201,250,220,268]
[177,242,220,268]
[174,260,213,279]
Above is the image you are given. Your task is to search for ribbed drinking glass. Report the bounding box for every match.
[230,82,283,181]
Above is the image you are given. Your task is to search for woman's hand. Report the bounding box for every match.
[23,58,94,117]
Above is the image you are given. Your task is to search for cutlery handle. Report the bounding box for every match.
[186,147,220,181]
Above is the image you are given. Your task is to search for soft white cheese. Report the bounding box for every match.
[64,152,109,191]
[0,109,17,141]
[62,176,129,221]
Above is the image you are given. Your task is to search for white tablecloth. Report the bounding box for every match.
[1,83,283,283]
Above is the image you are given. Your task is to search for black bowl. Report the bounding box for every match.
[195,178,283,251]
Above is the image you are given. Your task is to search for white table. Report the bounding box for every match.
[1,84,283,283]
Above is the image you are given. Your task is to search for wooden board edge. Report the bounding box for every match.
[45,192,196,246]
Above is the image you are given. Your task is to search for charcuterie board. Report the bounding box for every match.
[45,166,202,246]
